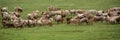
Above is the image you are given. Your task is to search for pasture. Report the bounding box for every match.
[0,0,120,40]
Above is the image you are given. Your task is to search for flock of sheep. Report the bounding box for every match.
[1,6,120,28]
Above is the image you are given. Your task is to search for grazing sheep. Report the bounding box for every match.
[66,17,79,25]
[32,10,39,19]
[93,16,105,22]
[50,10,62,15]
[12,12,21,17]
[41,19,53,26]
[86,16,95,25]
[108,12,118,17]
[10,13,19,21]
[27,19,37,27]
[1,7,8,12]
[55,15,64,24]
[78,17,88,25]
[1,12,9,17]
[1,18,13,28]
[50,10,67,18]
[12,19,22,28]
[116,16,120,23]
[38,15,53,26]
[87,9,98,16]
[27,13,35,20]
[77,13,84,18]
[68,9,76,15]
[76,9,86,14]
[106,16,120,24]
[48,6,61,11]
[14,6,23,13]
[10,17,25,28]
[108,7,120,12]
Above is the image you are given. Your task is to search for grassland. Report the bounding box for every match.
[0,0,120,40]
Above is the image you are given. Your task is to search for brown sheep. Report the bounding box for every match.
[66,17,79,25]
[86,16,95,25]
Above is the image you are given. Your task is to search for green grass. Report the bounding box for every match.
[0,0,120,40]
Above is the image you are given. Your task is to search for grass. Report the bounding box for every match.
[0,0,120,40]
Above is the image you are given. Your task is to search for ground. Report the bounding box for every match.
[0,0,120,40]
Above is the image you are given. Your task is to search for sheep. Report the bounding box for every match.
[36,19,43,26]
[76,9,86,14]
[18,18,28,27]
[48,6,61,11]
[1,7,8,12]
[106,16,120,24]
[93,16,105,22]
[27,13,35,20]
[32,10,39,19]
[2,17,24,28]
[108,7,120,12]
[23,20,29,26]
[50,10,62,15]
[11,12,21,18]
[27,10,39,20]
[50,10,67,18]
[41,11,50,15]
[96,10,104,16]
[64,10,71,15]
[68,9,76,15]
[1,18,13,28]
[12,19,22,28]
[66,17,79,25]
[39,18,53,26]
[27,19,37,27]
[78,17,88,25]
[108,11,119,17]
[1,12,9,17]
[10,13,19,21]
[10,17,25,28]
[116,16,120,23]
[86,16,95,25]
[14,6,23,13]
[55,15,64,24]
[40,19,52,26]
[38,15,53,26]
[77,13,84,19]
[87,9,98,16]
